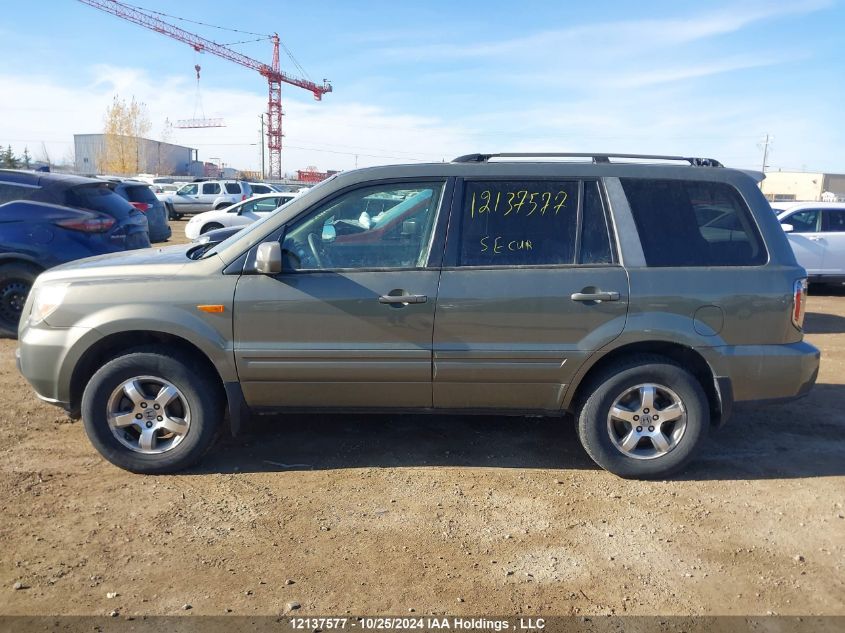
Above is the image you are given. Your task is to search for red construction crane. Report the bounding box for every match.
[77,0,332,178]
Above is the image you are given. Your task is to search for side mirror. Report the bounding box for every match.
[321,223,337,243]
[255,241,282,274]
[781,223,794,233]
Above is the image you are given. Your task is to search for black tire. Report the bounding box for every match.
[81,346,224,474]
[200,222,223,235]
[0,262,40,338]
[166,204,183,221]
[576,355,709,479]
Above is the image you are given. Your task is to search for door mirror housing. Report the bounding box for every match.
[255,241,282,274]
[781,222,794,233]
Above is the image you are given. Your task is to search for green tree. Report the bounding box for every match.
[22,147,31,169]
[1,145,18,168]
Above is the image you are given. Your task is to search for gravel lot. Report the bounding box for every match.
[1,221,843,616]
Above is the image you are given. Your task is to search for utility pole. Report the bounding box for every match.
[259,114,266,178]
[760,133,771,174]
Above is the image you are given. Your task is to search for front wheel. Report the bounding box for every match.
[81,347,223,473]
[576,356,709,479]
[200,222,223,235]
[166,204,183,221]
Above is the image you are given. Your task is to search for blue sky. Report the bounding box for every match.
[1,0,843,174]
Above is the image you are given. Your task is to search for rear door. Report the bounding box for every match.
[199,182,222,211]
[781,209,824,274]
[433,179,629,411]
[233,179,451,408]
[821,209,845,275]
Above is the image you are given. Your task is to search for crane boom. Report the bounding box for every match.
[77,0,332,177]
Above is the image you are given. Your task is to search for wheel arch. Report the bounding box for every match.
[69,330,228,420]
[565,341,730,426]
[0,254,45,271]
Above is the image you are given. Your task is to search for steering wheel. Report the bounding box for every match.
[307,232,327,269]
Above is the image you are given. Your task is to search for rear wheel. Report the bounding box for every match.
[81,346,223,473]
[200,222,224,235]
[576,356,709,479]
[0,263,40,338]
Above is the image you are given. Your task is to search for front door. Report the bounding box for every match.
[173,183,202,213]
[783,209,825,275]
[233,179,450,408]
[433,179,629,410]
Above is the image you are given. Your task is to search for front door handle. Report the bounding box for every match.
[809,236,823,242]
[379,294,428,305]
[571,290,620,302]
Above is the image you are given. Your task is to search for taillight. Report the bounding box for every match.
[130,202,150,213]
[55,215,116,233]
[242,194,247,201]
[792,278,808,331]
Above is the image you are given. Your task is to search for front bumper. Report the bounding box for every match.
[17,323,95,410]
[701,341,820,404]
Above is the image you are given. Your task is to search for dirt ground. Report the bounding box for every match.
[0,220,843,617]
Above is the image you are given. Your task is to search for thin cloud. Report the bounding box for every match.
[373,0,833,61]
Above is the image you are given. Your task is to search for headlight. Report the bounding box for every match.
[29,283,68,325]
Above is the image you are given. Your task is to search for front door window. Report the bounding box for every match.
[281,182,444,270]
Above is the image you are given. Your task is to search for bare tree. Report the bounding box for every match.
[100,95,151,175]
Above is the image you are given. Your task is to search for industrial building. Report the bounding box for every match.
[73,134,198,176]
[761,170,845,203]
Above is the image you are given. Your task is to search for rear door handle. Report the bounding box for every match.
[379,294,428,305]
[571,291,620,302]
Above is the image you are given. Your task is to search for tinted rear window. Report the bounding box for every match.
[121,185,158,204]
[65,185,132,218]
[621,179,766,267]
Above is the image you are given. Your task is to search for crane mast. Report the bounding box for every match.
[77,0,332,178]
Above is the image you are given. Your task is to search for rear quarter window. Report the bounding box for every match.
[621,179,766,267]
[225,183,241,194]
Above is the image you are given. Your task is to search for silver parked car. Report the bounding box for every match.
[16,153,819,478]
[163,180,253,219]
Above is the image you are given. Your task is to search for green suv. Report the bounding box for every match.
[16,153,820,478]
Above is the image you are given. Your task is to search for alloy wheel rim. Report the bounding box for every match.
[107,376,191,454]
[606,383,687,460]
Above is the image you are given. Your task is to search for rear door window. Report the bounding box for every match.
[202,183,221,195]
[621,179,766,267]
[823,209,845,232]
[458,180,579,266]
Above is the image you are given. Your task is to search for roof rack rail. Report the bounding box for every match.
[452,153,723,168]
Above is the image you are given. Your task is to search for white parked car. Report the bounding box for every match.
[183,192,297,240]
[776,202,845,283]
